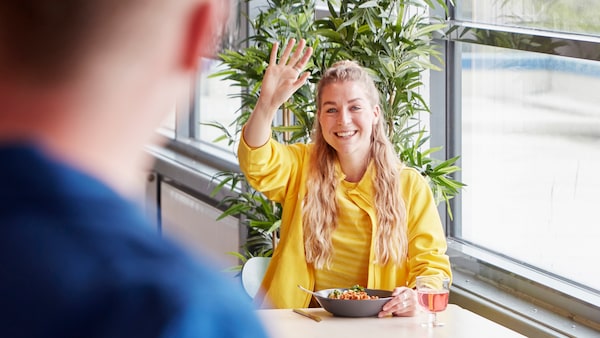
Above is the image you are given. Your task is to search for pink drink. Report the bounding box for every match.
[417,290,449,312]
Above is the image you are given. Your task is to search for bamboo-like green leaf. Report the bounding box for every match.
[338,15,360,31]
[269,220,282,232]
[227,251,247,261]
[209,176,233,197]
[358,1,378,9]
[217,204,251,220]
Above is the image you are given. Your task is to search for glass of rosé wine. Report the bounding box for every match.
[416,275,450,327]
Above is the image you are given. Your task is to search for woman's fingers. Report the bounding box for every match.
[378,287,418,318]
[288,39,305,65]
[393,288,418,317]
[295,44,312,72]
[269,41,279,65]
[278,38,311,72]
[258,39,312,110]
[279,38,297,66]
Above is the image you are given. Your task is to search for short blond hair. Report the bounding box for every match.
[0,0,199,83]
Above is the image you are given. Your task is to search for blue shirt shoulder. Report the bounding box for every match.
[0,145,268,338]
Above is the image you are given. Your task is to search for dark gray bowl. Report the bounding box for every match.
[313,288,393,317]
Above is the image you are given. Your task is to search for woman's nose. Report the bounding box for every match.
[337,109,351,125]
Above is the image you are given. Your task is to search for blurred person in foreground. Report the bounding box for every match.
[238,39,452,317]
[0,1,268,337]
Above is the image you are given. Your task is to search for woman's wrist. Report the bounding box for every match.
[253,100,279,120]
[243,104,277,147]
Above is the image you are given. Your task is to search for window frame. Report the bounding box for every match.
[431,2,600,335]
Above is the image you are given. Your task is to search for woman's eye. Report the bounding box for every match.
[351,106,362,111]
[326,108,337,113]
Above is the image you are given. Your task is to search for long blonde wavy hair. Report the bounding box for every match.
[302,60,408,269]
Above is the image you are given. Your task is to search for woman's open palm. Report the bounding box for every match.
[258,39,313,111]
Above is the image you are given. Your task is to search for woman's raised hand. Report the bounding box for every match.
[243,39,312,147]
[256,38,313,114]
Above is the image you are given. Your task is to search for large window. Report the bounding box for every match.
[442,0,600,333]
[195,58,241,155]
[459,0,600,35]
[158,59,240,152]
[459,43,600,291]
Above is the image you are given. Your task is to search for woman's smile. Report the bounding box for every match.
[318,81,379,158]
[335,130,358,138]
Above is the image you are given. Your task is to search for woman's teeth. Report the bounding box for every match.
[335,131,356,137]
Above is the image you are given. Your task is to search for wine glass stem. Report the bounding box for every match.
[429,312,436,326]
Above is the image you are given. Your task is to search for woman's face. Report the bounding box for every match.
[318,80,380,160]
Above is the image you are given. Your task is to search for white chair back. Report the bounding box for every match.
[241,257,271,298]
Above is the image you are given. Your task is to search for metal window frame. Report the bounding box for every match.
[430,2,600,336]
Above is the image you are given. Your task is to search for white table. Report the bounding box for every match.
[257,304,524,338]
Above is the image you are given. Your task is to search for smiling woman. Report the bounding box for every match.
[238,40,451,315]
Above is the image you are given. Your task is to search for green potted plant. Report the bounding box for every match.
[209,0,463,269]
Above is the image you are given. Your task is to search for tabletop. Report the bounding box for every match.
[257,304,525,338]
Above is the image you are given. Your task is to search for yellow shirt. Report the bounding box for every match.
[238,137,452,309]
[314,180,371,291]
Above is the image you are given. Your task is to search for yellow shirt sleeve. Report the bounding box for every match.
[238,131,308,204]
[402,168,452,287]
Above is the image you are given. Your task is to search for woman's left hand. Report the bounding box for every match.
[378,287,418,318]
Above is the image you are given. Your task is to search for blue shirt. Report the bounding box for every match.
[0,144,269,338]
